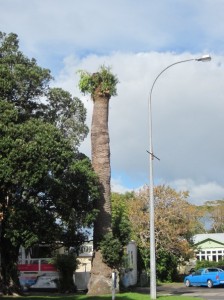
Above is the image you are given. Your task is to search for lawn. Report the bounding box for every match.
[1,293,203,300]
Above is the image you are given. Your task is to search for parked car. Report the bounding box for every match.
[184,267,224,288]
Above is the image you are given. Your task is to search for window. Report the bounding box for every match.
[194,270,202,275]
[208,268,218,272]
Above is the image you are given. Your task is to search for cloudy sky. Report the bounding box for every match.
[1,0,224,205]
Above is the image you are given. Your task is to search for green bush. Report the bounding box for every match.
[52,253,79,292]
[156,249,178,282]
[100,232,123,269]
[195,259,224,270]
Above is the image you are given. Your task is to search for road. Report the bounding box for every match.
[136,283,224,300]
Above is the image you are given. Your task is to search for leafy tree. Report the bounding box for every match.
[100,232,123,269]
[0,32,51,118]
[0,32,99,294]
[156,249,178,282]
[99,193,132,271]
[45,88,89,149]
[204,200,224,233]
[111,192,132,246]
[78,66,119,295]
[0,32,88,147]
[127,185,204,281]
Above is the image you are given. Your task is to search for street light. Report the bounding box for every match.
[148,54,211,300]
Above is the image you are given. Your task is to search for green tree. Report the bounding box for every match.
[0,32,88,147]
[45,88,89,149]
[204,200,224,233]
[99,193,132,270]
[111,192,132,246]
[127,185,204,281]
[78,66,119,295]
[0,100,98,293]
[0,32,99,294]
[0,32,51,118]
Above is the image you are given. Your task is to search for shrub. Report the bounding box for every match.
[100,232,123,269]
[52,253,79,292]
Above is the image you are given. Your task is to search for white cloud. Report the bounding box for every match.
[1,0,224,65]
[169,179,224,205]
[2,0,224,205]
[111,178,134,194]
[52,51,224,204]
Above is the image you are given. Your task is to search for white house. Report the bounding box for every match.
[193,233,224,262]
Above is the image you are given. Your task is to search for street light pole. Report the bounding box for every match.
[148,54,211,300]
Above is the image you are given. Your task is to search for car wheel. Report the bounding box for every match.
[207,279,213,288]
[185,279,191,287]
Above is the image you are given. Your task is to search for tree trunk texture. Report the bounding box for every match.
[0,237,21,295]
[91,92,112,244]
[87,250,112,295]
[88,91,114,295]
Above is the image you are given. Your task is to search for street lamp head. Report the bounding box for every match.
[196,54,212,62]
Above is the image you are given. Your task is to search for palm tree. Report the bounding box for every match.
[78,66,118,295]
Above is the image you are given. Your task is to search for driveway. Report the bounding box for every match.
[135,283,224,300]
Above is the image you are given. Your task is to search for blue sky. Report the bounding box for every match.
[1,0,224,204]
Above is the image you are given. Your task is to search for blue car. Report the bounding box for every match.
[184,267,224,288]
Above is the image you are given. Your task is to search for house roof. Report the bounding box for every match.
[193,233,224,245]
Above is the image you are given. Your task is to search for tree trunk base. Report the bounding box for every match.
[87,250,118,295]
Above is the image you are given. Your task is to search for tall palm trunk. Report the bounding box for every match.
[78,66,118,295]
[87,90,113,295]
[92,90,111,244]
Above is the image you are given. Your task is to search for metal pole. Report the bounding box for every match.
[149,90,156,299]
[148,55,211,300]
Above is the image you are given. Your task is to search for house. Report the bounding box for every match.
[74,241,93,290]
[121,241,138,287]
[180,233,224,274]
[193,233,224,262]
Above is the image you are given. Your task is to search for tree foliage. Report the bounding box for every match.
[100,232,123,269]
[0,32,88,149]
[0,32,99,294]
[0,32,52,117]
[52,253,79,292]
[78,65,119,98]
[45,88,88,149]
[99,193,132,270]
[111,192,132,246]
[204,200,224,233]
[121,185,204,280]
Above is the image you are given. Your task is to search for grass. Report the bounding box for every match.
[1,293,204,300]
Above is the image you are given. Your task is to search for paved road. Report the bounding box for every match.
[136,283,224,300]
[159,284,224,300]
